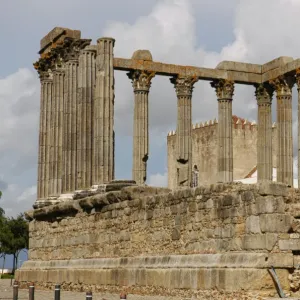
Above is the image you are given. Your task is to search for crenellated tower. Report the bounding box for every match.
[167,115,277,189]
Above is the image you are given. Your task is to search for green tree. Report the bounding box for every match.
[0,214,29,275]
[0,204,6,276]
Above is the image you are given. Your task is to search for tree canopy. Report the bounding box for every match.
[0,206,29,274]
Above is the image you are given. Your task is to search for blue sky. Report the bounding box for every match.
[1,0,300,220]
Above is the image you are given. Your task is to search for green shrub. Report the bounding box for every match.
[1,273,14,279]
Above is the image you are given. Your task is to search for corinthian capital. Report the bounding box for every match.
[296,68,300,89]
[269,75,295,96]
[63,38,91,62]
[255,83,273,105]
[170,76,198,97]
[210,79,234,99]
[127,70,155,92]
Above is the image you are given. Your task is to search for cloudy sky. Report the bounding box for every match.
[0,0,300,217]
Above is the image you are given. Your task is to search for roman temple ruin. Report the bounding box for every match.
[15,27,300,298]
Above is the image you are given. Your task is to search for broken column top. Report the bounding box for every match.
[39,27,81,55]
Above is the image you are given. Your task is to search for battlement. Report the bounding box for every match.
[167,115,276,136]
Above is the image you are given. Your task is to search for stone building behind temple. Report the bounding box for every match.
[167,116,277,189]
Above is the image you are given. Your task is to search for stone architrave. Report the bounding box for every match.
[210,79,234,183]
[170,75,198,187]
[270,75,294,186]
[51,64,65,197]
[77,45,96,189]
[296,69,300,189]
[255,83,274,182]
[37,71,53,200]
[93,38,115,185]
[127,70,155,185]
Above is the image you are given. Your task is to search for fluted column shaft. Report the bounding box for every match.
[50,67,65,196]
[255,84,273,182]
[170,76,198,187]
[270,76,294,186]
[127,70,155,185]
[94,38,115,184]
[77,46,96,189]
[297,69,300,189]
[37,72,53,199]
[62,59,78,193]
[211,79,234,183]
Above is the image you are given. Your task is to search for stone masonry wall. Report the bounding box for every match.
[167,118,277,189]
[16,182,300,297]
[27,183,290,261]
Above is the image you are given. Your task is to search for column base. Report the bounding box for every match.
[33,181,137,209]
[58,193,75,201]
[33,197,60,209]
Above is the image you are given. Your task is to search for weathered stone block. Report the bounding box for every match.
[262,56,293,73]
[256,195,285,214]
[279,239,300,251]
[171,228,180,240]
[245,215,261,233]
[258,181,288,197]
[205,198,214,209]
[260,214,292,233]
[40,27,81,53]
[243,233,277,250]
[267,253,294,268]
[188,201,197,212]
[241,191,254,202]
[228,238,242,251]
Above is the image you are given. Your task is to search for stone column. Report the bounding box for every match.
[127,70,155,185]
[170,76,198,187]
[37,71,53,200]
[297,69,300,189]
[62,58,78,194]
[255,83,273,182]
[51,66,65,197]
[270,75,294,186]
[93,37,115,185]
[211,79,234,183]
[77,46,96,189]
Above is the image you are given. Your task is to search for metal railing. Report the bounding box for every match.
[12,281,128,300]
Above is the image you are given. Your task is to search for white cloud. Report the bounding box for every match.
[0,69,39,215]
[148,171,168,187]
[2,0,300,216]
[17,186,36,203]
[104,0,300,178]
[0,68,39,156]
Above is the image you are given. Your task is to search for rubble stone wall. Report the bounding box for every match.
[16,182,300,297]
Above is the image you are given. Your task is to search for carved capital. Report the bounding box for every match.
[127,70,155,92]
[34,38,91,75]
[170,76,198,97]
[210,79,234,100]
[269,75,295,97]
[296,68,300,89]
[255,83,273,105]
[33,54,53,75]
[39,69,53,81]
